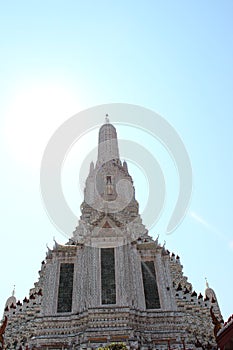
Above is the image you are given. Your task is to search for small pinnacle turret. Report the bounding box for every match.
[205,279,223,322]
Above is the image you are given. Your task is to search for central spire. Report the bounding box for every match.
[72,118,149,246]
[97,116,120,165]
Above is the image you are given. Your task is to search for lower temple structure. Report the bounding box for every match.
[217,314,233,350]
[1,119,224,349]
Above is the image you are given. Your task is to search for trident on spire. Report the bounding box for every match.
[105,114,110,123]
[12,285,15,297]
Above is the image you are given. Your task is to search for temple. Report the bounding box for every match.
[1,120,224,349]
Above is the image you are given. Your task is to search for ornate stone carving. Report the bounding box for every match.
[2,120,220,349]
[0,316,7,350]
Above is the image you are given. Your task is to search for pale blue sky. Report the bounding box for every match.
[0,1,233,320]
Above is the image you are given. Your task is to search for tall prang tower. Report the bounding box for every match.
[2,119,223,349]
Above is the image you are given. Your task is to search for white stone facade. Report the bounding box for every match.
[1,121,222,349]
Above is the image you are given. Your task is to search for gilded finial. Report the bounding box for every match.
[205,277,209,289]
[105,114,110,123]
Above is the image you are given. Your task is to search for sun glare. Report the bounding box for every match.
[3,81,81,168]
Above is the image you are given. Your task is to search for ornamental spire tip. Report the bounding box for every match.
[105,114,110,124]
